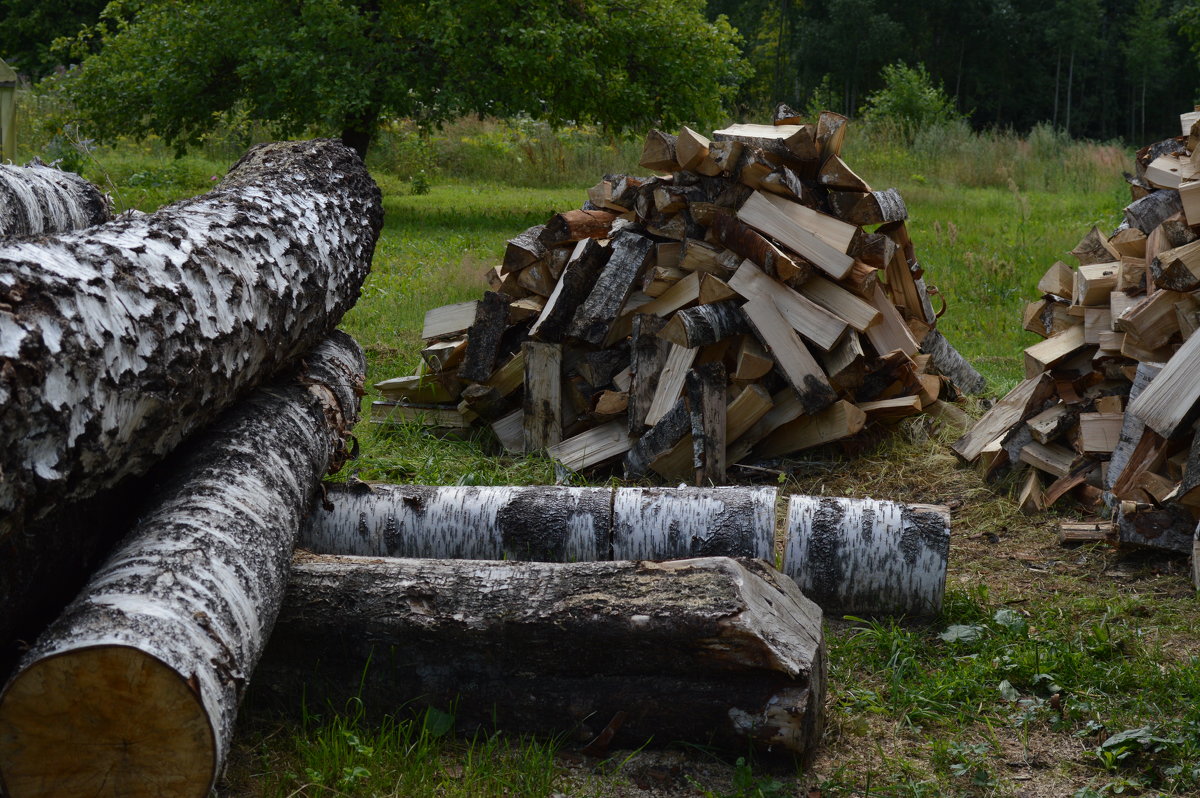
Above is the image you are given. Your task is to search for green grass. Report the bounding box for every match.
[20,109,1200,796]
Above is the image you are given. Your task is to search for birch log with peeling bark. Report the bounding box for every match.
[251,555,826,760]
[0,162,111,238]
[0,332,365,798]
[300,483,612,561]
[610,486,776,560]
[784,496,950,616]
[0,139,381,532]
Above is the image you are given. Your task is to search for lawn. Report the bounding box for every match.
[40,117,1200,797]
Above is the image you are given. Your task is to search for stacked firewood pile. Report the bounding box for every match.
[952,109,1200,570]
[377,107,984,483]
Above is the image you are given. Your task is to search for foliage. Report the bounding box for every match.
[0,0,106,77]
[859,62,963,140]
[53,0,748,155]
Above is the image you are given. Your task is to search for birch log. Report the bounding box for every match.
[610,486,776,561]
[251,555,826,760]
[0,162,110,238]
[784,496,951,616]
[298,483,612,561]
[0,332,365,798]
[0,139,381,531]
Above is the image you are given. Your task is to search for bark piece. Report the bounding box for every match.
[0,332,364,798]
[0,162,110,238]
[921,329,987,395]
[628,314,671,433]
[610,486,776,560]
[253,555,825,760]
[458,291,513,382]
[784,496,950,615]
[568,230,655,346]
[1124,189,1182,233]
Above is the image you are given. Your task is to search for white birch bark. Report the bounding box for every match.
[0,332,365,798]
[0,139,381,529]
[253,554,826,760]
[610,486,777,561]
[784,496,950,616]
[0,161,110,238]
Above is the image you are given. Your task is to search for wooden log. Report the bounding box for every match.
[644,344,697,426]
[796,275,881,332]
[920,329,986,395]
[568,230,655,346]
[712,123,818,161]
[1127,326,1200,438]
[742,296,837,414]
[0,139,380,610]
[529,238,611,342]
[638,130,678,172]
[1038,261,1076,298]
[548,421,636,472]
[537,209,617,248]
[1024,325,1088,376]
[676,126,721,175]
[628,314,670,433]
[758,191,857,254]
[610,486,776,560]
[839,188,907,226]
[422,300,478,340]
[1124,189,1182,233]
[784,496,950,616]
[650,384,773,481]
[0,332,364,798]
[502,224,547,274]
[300,483,612,561]
[1070,226,1121,266]
[738,191,855,280]
[252,555,825,760]
[1115,502,1194,554]
[687,363,727,485]
[864,284,920,357]
[657,300,748,348]
[817,155,870,192]
[1074,262,1120,306]
[0,162,110,238]
[815,111,848,164]
[522,341,562,451]
[728,260,849,351]
[624,398,691,479]
[458,291,513,382]
[752,401,867,459]
[951,373,1055,462]
[1150,239,1200,292]
[709,210,810,284]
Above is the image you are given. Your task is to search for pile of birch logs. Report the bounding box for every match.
[952,109,1200,571]
[377,107,984,483]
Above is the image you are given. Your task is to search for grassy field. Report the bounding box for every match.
[25,112,1200,796]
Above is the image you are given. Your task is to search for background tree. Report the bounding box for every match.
[59,0,749,158]
[0,0,106,77]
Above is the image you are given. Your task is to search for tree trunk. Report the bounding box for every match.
[784,496,950,616]
[0,139,381,532]
[250,554,826,760]
[610,486,775,560]
[0,162,110,238]
[0,332,365,798]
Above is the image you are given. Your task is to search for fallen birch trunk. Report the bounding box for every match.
[0,161,110,238]
[784,496,951,616]
[251,554,826,760]
[0,332,365,798]
[0,139,381,531]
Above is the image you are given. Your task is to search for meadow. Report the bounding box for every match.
[15,100,1200,796]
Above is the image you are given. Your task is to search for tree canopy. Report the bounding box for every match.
[55,0,748,156]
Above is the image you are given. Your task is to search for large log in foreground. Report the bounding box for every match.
[0,138,382,532]
[0,332,365,798]
[0,161,110,238]
[252,555,826,760]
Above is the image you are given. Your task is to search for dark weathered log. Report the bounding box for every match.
[0,139,380,628]
[784,496,950,616]
[529,239,611,342]
[538,209,618,248]
[0,162,110,238]
[610,486,776,560]
[658,300,749,348]
[0,332,364,798]
[458,291,512,382]
[628,314,670,433]
[921,329,987,395]
[568,230,655,345]
[251,555,825,759]
[1114,502,1194,553]
[502,224,547,273]
[624,398,691,480]
[523,341,563,451]
[299,483,612,561]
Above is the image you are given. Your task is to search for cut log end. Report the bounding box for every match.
[0,646,215,798]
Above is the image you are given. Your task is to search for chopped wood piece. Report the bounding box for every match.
[865,284,920,357]
[645,344,698,426]
[839,188,907,225]
[742,296,837,414]
[422,300,478,341]
[821,330,866,391]
[625,398,690,479]
[709,210,810,283]
[1110,227,1148,258]
[1023,298,1076,338]
[815,111,849,163]
[758,191,857,253]
[568,230,655,346]
[784,496,949,615]
[639,130,678,172]
[1127,329,1200,438]
[372,401,474,429]
[530,238,612,342]
[522,342,562,451]
[375,374,458,404]
[712,123,818,161]
[1018,470,1045,514]
[1058,521,1112,545]
[679,239,740,275]
[503,225,547,273]
[549,421,636,471]
[1077,412,1123,453]
[1119,289,1184,349]
[628,315,671,433]
[658,300,748,349]
[753,401,866,459]
[920,329,987,395]
[1020,441,1077,478]
[728,260,849,351]
[538,209,618,248]
[1115,501,1194,553]
[797,275,881,332]
[1151,238,1200,291]
[818,154,870,191]
[459,291,513,382]
[1024,326,1088,376]
[1027,403,1074,444]
[951,374,1055,462]
[421,338,467,372]
[650,384,772,481]
[1038,261,1076,298]
[1074,262,1120,305]
[858,395,923,421]
[676,126,721,176]
[686,363,727,485]
[1071,226,1121,266]
[1124,189,1182,233]
[490,409,524,453]
[738,192,855,280]
[1180,180,1200,226]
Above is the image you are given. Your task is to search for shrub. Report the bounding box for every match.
[860,62,963,141]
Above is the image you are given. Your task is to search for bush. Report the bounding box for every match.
[860,62,963,141]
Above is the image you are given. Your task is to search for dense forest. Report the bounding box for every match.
[1,0,1198,143]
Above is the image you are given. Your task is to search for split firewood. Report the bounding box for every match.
[0,161,110,237]
[0,332,364,798]
[252,555,826,760]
